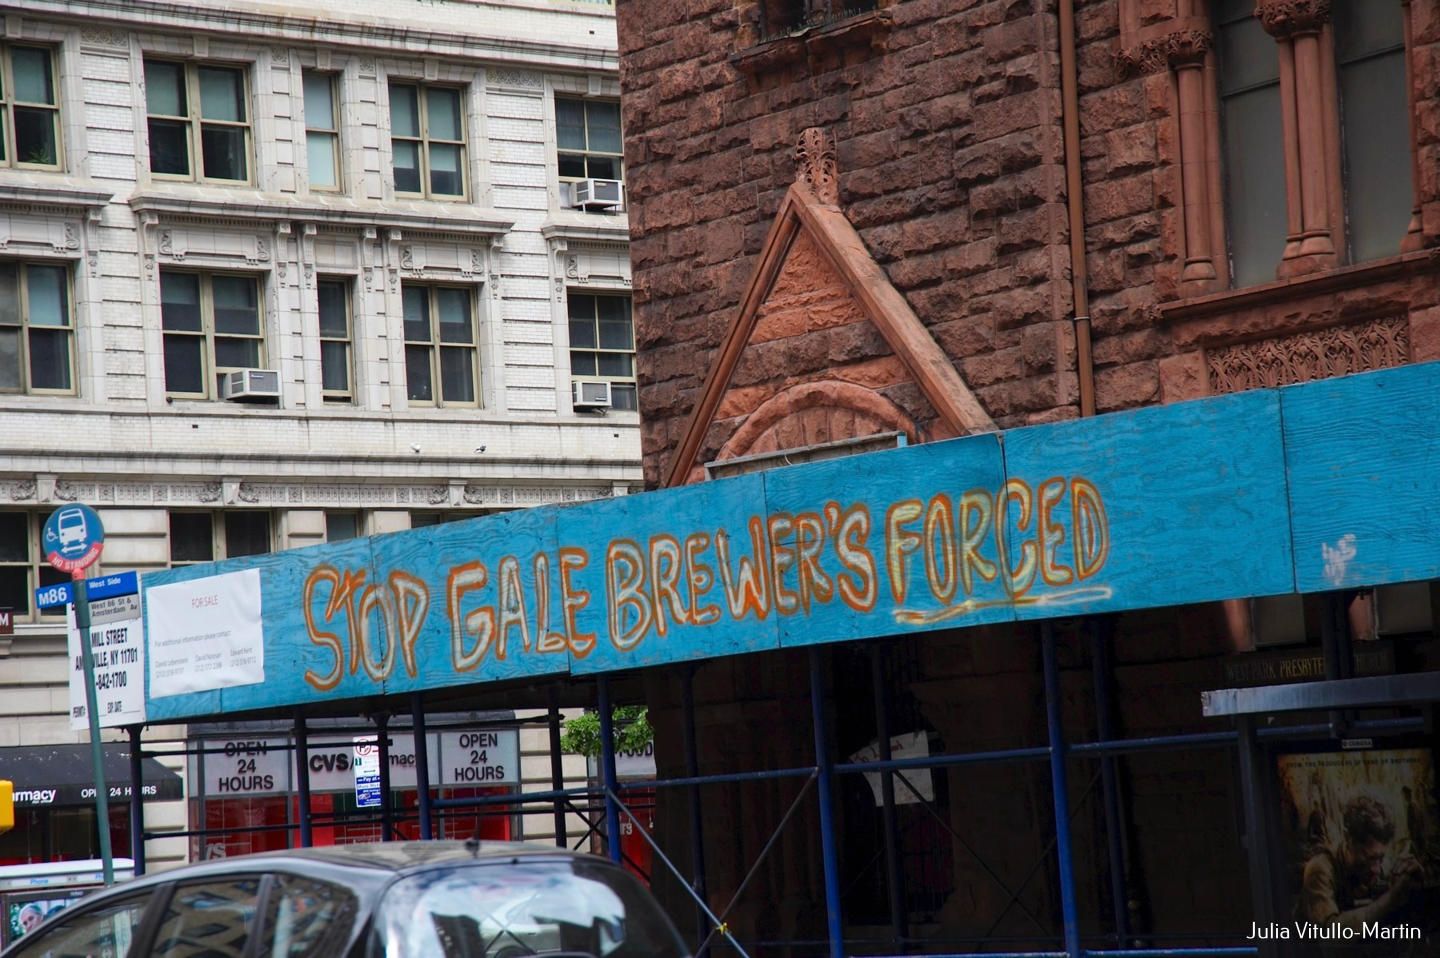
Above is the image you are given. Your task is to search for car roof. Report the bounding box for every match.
[49,841,600,908]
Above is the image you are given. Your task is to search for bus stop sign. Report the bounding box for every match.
[42,505,104,577]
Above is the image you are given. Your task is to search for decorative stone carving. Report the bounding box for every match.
[1256,0,1331,37]
[63,223,79,250]
[80,28,128,48]
[237,482,262,504]
[795,127,839,205]
[87,250,99,278]
[358,58,377,77]
[1,480,36,501]
[1115,28,1214,75]
[198,483,222,503]
[489,69,543,91]
[272,48,290,66]
[427,486,449,505]
[1207,317,1408,394]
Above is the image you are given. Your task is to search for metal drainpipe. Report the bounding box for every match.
[1059,0,1096,418]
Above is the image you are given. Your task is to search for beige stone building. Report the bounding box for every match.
[0,0,632,870]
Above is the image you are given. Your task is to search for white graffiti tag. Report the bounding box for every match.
[1321,534,1357,587]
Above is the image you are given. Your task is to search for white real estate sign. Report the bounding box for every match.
[147,569,265,697]
[67,599,147,731]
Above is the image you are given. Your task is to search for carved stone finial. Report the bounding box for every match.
[795,127,839,205]
[1256,0,1331,37]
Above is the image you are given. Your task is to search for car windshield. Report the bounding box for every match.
[369,860,688,958]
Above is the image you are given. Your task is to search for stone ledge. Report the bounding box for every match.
[0,174,112,215]
[129,188,513,239]
[540,210,631,246]
[1159,249,1439,325]
[730,9,892,79]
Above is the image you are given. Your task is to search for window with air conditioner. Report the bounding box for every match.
[556,97,623,206]
[160,270,268,400]
[568,292,635,411]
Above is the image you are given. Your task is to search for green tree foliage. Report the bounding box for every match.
[560,705,653,758]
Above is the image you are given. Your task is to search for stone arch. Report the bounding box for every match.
[707,379,918,471]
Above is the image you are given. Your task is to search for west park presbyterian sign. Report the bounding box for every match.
[140,361,1440,721]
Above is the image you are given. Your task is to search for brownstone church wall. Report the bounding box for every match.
[618,0,1440,488]
[619,0,1079,488]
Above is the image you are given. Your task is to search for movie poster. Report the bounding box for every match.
[1276,748,1439,954]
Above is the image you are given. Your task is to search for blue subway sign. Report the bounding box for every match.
[140,361,1440,721]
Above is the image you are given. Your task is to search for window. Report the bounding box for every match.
[317,279,353,403]
[152,879,260,958]
[568,292,636,410]
[169,512,272,565]
[402,284,478,406]
[1,45,60,169]
[11,893,153,958]
[161,271,265,399]
[325,511,360,541]
[1216,0,1286,288]
[1334,0,1412,263]
[145,59,251,182]
[556,97,622,182]
[389,81,465,198]
[1214,0,1415,286]
[258,875,358,958]
[0,262,74,394]
[0,512,70,621]
[304,72,341,191]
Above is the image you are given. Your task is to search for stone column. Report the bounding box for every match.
[1258,0,1342,275]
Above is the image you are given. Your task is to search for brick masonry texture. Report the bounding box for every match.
[618,0,1440,489]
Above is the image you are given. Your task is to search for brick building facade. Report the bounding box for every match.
[616,0,1440,952]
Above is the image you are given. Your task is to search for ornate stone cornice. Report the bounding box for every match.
[0,479,616,509]
[1207,316,1408,394]
[1256,0,1331,38]
[795,127,839,206]
[1114,28,1214,76]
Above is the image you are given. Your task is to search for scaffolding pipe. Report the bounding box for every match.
[549,689,567,848]
[375,713,393,841]
[1043,624,1082,958]
[597,677,622,863]
[682,665,710,957]
[871,642,907,947]
[294,712,313,847]
[128,726,146,875]
[411,695,433,840]
[809,647,844,958]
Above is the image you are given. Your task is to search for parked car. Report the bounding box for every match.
[0,841,689,958]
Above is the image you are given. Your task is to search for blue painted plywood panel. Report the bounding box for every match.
[1000,388,1295,617]
[358,507,571,697]
[144,538,377,721]
[761,434,1013,647]
[567,473,781,673]
[1284,362,1440,591]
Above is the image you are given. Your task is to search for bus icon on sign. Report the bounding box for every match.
[56,508,89,553]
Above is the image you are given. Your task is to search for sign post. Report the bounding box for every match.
[42,504,112,886]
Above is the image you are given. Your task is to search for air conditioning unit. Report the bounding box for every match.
[219,368,281,402]
[572,379,612,410]
[569,178,624,211]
